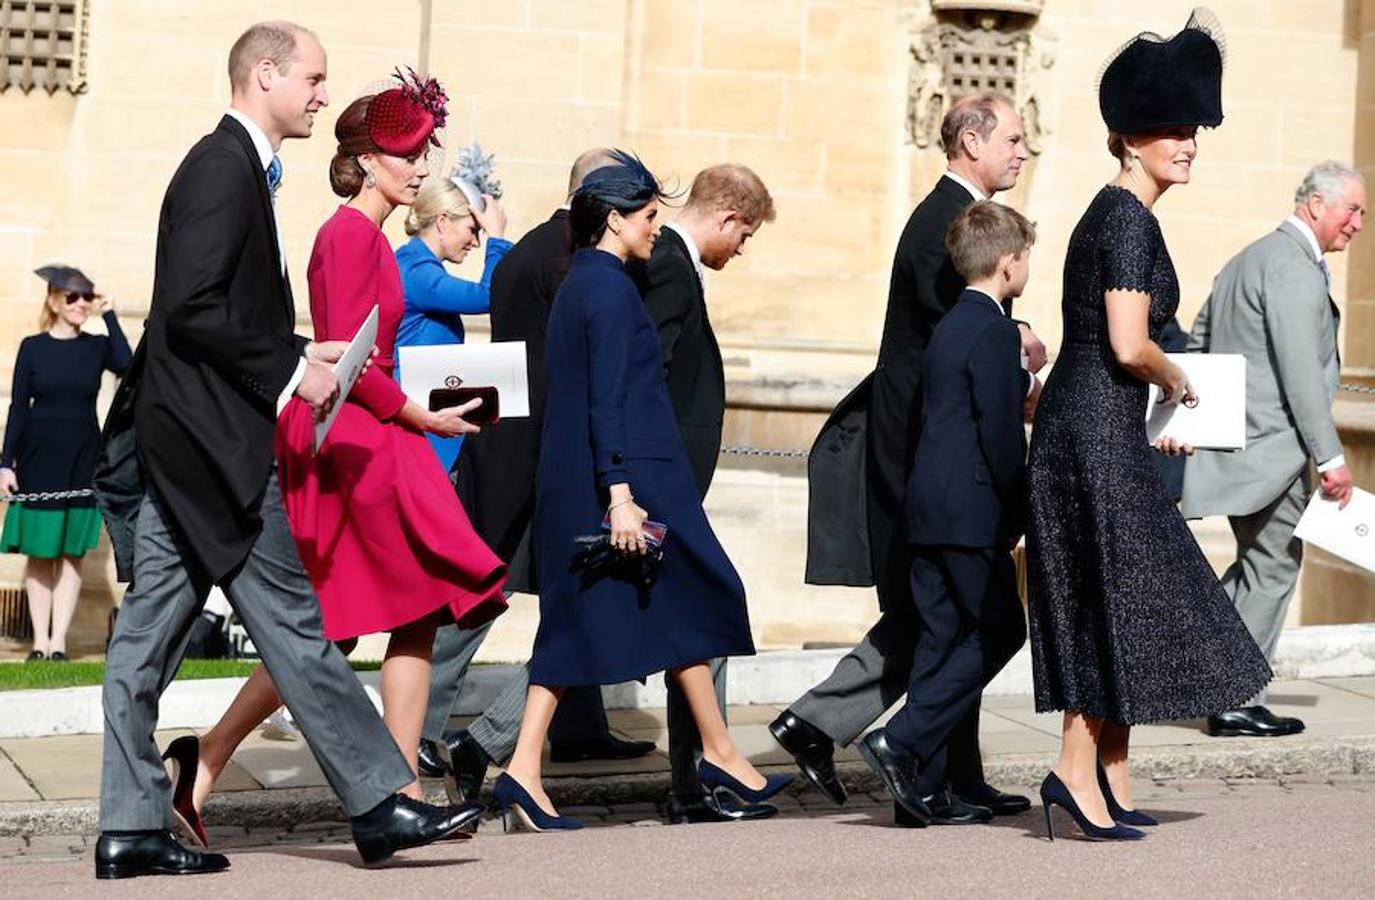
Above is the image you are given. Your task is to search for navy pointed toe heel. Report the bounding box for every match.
[1096,763,1158,827]
[492,773,585,833]
[1039,772,1145,842]
[697,759,793,804]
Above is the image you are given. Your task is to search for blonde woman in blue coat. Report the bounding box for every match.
[395,173,511,470]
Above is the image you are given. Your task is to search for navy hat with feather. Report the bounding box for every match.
[572,149,662,209]
[1098,8,1226,134]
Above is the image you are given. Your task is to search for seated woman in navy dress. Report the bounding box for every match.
[394,158,512,471]
[493,151,790,832]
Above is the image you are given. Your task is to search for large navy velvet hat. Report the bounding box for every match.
[1098,8,1226,134]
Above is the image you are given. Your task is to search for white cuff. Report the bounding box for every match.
[1025,373,1038,398]
[277,357,308,418]
[1317,454,1346,474]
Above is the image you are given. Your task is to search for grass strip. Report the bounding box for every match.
[0,658,383,692]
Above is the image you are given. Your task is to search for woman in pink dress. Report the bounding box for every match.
[171,71,506,846]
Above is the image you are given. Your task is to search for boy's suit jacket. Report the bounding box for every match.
[905,289,1027,549]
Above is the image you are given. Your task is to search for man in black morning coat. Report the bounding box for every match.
[630,163,777,822]
[92,22,470,879]
[770,93,1047,823]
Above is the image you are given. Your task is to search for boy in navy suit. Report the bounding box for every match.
[856,201,1038,826]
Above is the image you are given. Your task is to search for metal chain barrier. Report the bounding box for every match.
[0,387,1369,497]
[719,446,809,459]
[717,382,1375,462]
[0,488,96,504]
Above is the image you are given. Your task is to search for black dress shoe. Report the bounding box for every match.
[550,734,658,763]
[665,789,778,824]
[897,791,993,826]
[26,650,44,662]
[855,729,931,826]
[1206,705,1304,738]
[768,710,847,806]
[95,830,229,879]
[441,729,492,806]
[954,782,1032,816]
[350,795,482,865]
[417,738,448,779]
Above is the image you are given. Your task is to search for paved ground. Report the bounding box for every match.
[5,675,1375,813]
[5,775,1375,898]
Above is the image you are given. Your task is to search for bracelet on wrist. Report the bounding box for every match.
[608,497,635,512]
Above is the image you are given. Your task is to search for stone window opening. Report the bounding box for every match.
[0,0,90,95]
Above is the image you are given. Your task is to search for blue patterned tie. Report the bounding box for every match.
[1319,258,1331,288]
[266,155,282,202]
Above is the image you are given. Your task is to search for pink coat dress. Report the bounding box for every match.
[277,206,507,640]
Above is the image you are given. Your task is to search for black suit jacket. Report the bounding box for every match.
[454,209,572,590]
[101,116,306,580]
[806,175,976,597]
[629,227,724,498]
[905,291,1026,549]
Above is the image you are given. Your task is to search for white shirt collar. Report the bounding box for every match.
[225,108,275,171]
[965,286,1004,312]
[664,221,705,283]
[1283,214,1323,262]
[943,170,987,202]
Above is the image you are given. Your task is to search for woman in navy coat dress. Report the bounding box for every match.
[492,151,790,832]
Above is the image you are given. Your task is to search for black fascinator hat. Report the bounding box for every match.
[1098,7,1226,134]
[34,264,95,295]
[573,149,665,210]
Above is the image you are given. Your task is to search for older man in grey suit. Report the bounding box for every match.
[1182,161,1365,738]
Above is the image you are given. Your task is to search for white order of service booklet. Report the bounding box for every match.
[397,341,530,418]
[313,304,379,454]
[1295,487,1375,574]
[1145,353,1246,449]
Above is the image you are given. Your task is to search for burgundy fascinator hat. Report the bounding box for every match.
[365,66,449,157]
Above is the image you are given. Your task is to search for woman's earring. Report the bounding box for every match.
[364,169,376,188]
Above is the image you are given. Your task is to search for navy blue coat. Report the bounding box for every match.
[529,249,753,687]
[905,290,1028,550]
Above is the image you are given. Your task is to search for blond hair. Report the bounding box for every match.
[38,288,61,332]
[404,178,473,236]
[228,21,314,93]
[945,201,1036,282]
[683,164,776,225]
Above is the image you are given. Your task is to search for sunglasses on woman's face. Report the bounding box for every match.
[64,291,95,305]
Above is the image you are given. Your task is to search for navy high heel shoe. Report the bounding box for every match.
[697,759,793,804]
[1039,772,1145,842]
[492,773,585,833]
[1097,764,1158,827]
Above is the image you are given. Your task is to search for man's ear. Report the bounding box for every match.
[962,128,982,161]
[254,58,276,93]
[718,209,740,232]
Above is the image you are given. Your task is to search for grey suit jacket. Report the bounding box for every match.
[1181,221,1341,518]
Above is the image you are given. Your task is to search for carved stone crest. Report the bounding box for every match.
[907,1,1056,154]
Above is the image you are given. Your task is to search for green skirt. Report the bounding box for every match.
[0,503,102,559]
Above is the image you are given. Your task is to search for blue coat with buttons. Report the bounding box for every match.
[529,249,754,687]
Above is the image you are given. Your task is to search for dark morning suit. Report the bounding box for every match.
[884,290,1027,789]
[425,209,615,758]
[95,115,410,830]
[630,225,730,797]
[792,175,995,793]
